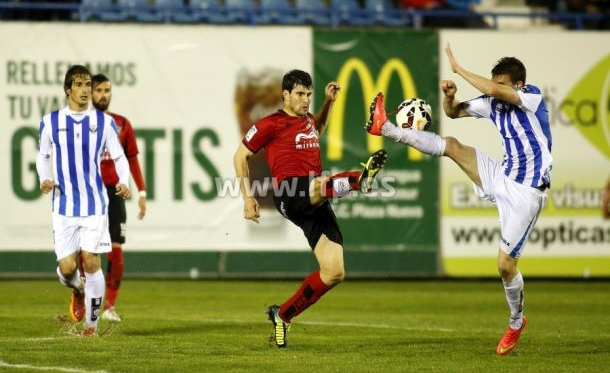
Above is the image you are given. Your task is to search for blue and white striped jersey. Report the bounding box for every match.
[465,84,553,188]
[37,107,126,217]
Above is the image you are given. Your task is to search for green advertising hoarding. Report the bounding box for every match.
[314,30,440,274]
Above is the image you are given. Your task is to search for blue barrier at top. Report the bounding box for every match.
[0,1,608,30]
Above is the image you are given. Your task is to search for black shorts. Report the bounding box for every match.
[106,186,126,244]
[272,176,343,250]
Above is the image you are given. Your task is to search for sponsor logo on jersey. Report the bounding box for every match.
[295,126,319,150]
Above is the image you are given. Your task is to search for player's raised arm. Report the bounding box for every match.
[234,142,260,223]
[445,43,521,106]
[440,80,471,119]
[314,82,340,134]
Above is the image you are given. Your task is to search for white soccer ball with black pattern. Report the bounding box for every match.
[395,98,432,131]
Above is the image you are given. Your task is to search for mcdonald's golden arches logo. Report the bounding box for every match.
[327,57,424,161]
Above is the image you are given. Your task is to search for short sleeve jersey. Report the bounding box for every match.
[242,110,322,183]
[464,84,553,188]
[38,107,125,217]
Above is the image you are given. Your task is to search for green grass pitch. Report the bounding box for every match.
[0,280,609,373]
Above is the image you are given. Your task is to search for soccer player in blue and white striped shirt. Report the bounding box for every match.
[367,44,552,355]
[36,65,131,336]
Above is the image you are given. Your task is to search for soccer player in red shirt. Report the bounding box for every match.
[234,69,387,347]
[91,74,147,323]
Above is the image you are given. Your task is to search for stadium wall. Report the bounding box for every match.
[0,23,608,278]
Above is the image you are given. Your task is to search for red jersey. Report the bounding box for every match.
[242,110,322,183]
[100,112,146,191]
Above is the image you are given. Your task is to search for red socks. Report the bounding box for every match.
[321,171,361,198]
[279,271,331,323]
[104,245,124,310]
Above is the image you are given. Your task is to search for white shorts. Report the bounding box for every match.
[473,150,547,258]
[52,213,111,261]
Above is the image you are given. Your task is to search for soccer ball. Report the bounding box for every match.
[395,98,432,131]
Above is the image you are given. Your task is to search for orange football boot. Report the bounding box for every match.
[496,317,527,355]
[69,288,85,322]
[365,92,387,136]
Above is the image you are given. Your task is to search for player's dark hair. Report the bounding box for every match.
[91,73,110,88]
[63,65,91,96]
[282,69,312,92]
[491,57,526,84]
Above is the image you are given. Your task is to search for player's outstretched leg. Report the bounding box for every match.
[266,305,291,348]
[366,93,445,156]
[315,149,388,203]
[319,171,361,199]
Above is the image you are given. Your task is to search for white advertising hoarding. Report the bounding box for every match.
[1,23,313,251]
[439,30,610,276]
